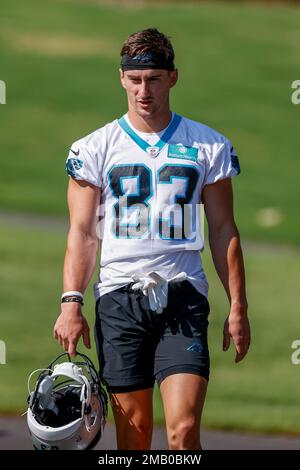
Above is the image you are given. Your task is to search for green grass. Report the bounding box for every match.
[1,222,300,433]
[0,0,300,243]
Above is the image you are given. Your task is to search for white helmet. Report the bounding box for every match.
[26,352,108,450]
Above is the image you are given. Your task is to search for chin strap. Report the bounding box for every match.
[131,271,187,313]
[80,375,93,432]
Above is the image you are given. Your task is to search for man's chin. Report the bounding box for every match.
[136,106,156,118]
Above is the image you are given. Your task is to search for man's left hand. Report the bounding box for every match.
[223,308,251,363]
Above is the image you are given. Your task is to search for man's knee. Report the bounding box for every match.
[131,420,153,440]
[116,417,153,450]
[167,417,200,450]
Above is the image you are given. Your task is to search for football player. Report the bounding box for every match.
[54,28,250,450]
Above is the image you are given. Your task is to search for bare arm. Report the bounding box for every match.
[202,178,250,362]
[54,178,100,356]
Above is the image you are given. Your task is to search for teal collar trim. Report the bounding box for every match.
[118,113,182,154]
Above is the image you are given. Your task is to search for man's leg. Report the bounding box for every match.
[159,373,207,450]
[110,388,154,450]
[95,288,157,449]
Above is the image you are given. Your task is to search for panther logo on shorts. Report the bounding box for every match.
[186,343,203,353]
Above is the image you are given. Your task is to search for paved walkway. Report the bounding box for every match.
[0,418,300,450]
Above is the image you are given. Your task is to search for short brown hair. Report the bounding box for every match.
[120,28,175,63]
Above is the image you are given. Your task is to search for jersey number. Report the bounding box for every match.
[108,164,199,239]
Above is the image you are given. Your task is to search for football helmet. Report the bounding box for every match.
[26,352,108,450]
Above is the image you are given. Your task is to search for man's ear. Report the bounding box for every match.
[169,69,178,88]
[119,69,126,90]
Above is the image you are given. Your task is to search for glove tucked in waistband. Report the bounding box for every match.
[131,271,187,313]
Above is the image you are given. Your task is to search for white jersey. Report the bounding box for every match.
[66,113,240,300]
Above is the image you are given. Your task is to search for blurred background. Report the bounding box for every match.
[0,0,300,436]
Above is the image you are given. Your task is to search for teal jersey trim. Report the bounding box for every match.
[118,113,182,154]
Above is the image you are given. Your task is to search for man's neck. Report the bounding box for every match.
[127,109,173,133]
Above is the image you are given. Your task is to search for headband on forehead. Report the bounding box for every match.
[121,52,175,71]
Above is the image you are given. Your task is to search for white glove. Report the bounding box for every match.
[131,271,187,313]
[132,272,168,313]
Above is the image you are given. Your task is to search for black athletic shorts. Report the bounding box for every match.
[94,279,210,393]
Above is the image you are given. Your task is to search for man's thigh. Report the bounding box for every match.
[159,373,208,442]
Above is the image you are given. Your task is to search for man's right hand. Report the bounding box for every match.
[53,303,91,357]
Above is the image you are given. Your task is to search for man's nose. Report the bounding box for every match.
[139,80,150,97]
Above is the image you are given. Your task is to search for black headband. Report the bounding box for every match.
[121,52,175,71]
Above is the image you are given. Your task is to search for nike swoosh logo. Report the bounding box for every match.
[187,305,198,311]
[71,148,80,156]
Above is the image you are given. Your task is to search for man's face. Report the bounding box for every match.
[120,69,178,118]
